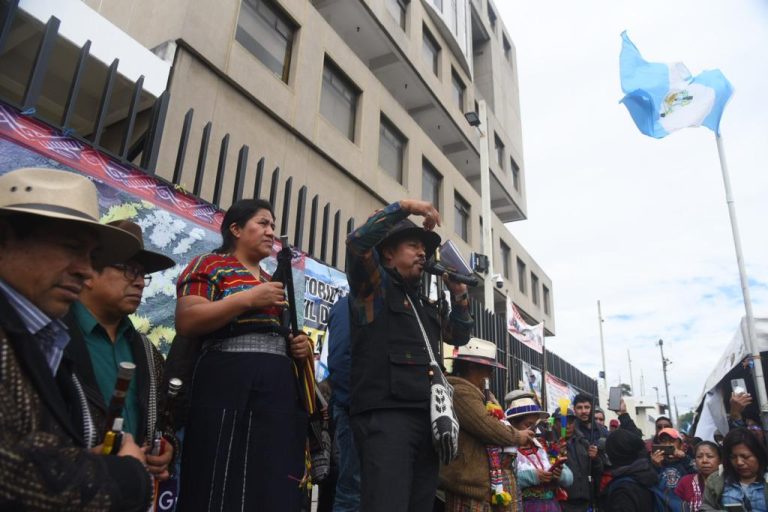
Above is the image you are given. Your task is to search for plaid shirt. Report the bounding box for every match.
[0,279,69,375]
[345,201,473,338]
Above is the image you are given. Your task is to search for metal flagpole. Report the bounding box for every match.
[715,133,768,430]
[541,336,548,413]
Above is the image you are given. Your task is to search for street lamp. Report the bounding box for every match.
[465,100,493,310]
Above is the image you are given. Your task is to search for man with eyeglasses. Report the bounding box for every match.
[65,219,178,481]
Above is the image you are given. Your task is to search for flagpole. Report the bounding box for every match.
[541,336,548,413]
[714,133,768,430]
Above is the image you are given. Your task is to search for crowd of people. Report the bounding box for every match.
[2,165,768,512]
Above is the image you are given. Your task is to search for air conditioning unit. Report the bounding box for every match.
[470,252,489,274]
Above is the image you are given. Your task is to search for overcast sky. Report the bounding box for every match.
[497,1,768,416]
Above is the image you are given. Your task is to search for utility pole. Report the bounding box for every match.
[652,386,660,404]
[597,300,607,390]
[640,369,645,397]
[673,395,680,428]
[477,100,494,311]
[627,348,634,395]
[658,339,672,417]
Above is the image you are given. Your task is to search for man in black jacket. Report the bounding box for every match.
[559,408,604,512]
[0,167,150,510]
[65,220,177,481]
[346,199,473,512]
[600,429,659,512]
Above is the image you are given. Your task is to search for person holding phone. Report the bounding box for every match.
[506,395,573,511]
[651,427,696,511]
[702,428,768,511]
[675,441,721,511]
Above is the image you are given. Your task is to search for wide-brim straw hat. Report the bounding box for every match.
[0,168,140,266]
[446,337,506,369]
[375,219,441,259]
[505,396,550,421]
[107,220,175,272]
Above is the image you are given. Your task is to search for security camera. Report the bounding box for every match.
[492,273,504,289]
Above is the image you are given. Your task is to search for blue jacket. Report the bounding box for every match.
[327,296,352,408]
[655,456,695,512]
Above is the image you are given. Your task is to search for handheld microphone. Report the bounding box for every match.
[423,261,480,287]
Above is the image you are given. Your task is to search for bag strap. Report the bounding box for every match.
[404,294,437,365]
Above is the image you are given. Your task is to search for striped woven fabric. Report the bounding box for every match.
[177,253,282,337]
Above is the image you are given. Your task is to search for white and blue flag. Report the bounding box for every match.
[619,31,733,138]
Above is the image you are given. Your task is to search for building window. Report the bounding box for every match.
[431,0,443,11]
[454,193,470,242]
[503,34,512,62]
[511,157,520,190]
[494,133,504,169]
[488,4,497,32]
[422,159,441,210]
[479,216,484,253]
[236,0,297,83]
[500,241,511,280]
[422,26,440,76]
[543,285,551,315]
[379,116,406,183]
[531,272,539,305]
[517,257,527,294]
[320,59,359,141]
[451,69,465,112]
[385,0,407,30]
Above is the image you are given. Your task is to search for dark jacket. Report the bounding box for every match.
[327,295,352,408]
[565,427,604,504]
[63,311,178,457]
[0,294,151,511]
[600,458,659,512]
[350,272,446,415]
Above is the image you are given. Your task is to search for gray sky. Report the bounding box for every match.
[498,1,768,416]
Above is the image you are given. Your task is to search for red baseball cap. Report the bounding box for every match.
[658,427,681,440]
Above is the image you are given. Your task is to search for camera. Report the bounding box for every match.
[492,273,503,289]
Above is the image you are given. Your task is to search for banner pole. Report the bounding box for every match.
[714,133,768,430]
[541,335,548,413]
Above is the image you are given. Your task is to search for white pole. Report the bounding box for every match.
[597,300,607,391]
[479,100,494,311]
[628,348,634,395]
[715,134,768,429]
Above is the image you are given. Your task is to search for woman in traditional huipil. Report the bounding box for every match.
[175,199,312,511]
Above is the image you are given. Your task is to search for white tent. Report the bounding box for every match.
[693,317,768,440]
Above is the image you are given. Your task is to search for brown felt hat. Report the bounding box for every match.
[107,220,176,273]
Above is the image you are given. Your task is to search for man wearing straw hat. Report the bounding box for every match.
[65,219,177,481]
[0,167,153,510]
[440,337,534,511]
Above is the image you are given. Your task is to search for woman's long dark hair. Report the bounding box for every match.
[214,199,274,254]
[722,427,767,483]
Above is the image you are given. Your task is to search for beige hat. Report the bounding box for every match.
[505,395,549,421]
[446,337,506,369]
[0,168,141,266]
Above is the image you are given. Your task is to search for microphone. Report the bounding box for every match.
[423,261,479,287]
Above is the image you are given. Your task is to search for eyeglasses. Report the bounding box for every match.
[110,263,151,284]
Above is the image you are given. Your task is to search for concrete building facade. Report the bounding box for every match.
[16,0,555,330]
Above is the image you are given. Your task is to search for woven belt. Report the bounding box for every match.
[206,332,287,356]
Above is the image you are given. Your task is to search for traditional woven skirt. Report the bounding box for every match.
[445,494,514,512]
[522,499,562,512]
[177,349,308,511]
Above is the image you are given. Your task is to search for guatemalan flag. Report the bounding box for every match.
[619,31,733,138]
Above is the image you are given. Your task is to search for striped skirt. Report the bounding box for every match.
[177,350,308,512]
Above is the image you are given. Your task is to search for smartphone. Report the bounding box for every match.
[731,378,747,396]
[608,386,622,411]
[724,504,746,512]
[652,444,675,456]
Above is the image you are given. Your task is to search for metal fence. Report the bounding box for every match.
[0,0,596,401]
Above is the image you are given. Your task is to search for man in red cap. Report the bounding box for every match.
[651,427,695,510]
[65,220,178,481]
[346,199,473,512]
